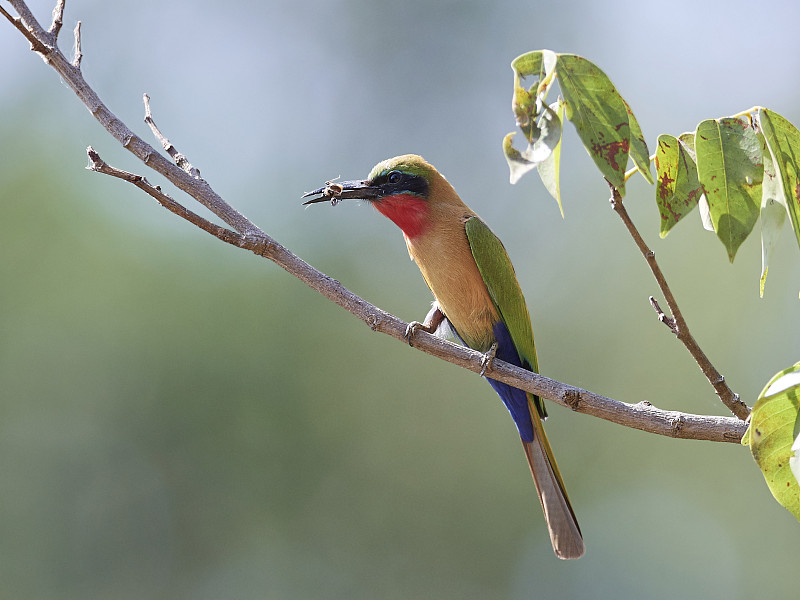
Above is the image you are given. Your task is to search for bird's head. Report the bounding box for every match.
[303,154,455,238]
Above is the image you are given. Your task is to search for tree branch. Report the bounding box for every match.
[4,0,749,445]
[84,146,746,444]
[607,181,751,420]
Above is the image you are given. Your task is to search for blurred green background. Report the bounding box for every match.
[2,0,800,598]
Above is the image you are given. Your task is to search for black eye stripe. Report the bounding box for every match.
[373,172,429,198]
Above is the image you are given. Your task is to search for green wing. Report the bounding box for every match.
[464,216,538,374]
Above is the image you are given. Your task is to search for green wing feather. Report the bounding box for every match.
[464,216,538,373]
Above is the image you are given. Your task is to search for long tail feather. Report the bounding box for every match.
[522,397,584,559]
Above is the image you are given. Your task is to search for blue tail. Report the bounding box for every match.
[486,321,535,442]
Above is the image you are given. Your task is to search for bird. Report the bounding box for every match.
[303,154,584,559]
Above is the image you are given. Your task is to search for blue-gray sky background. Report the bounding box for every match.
[2,1,800,598]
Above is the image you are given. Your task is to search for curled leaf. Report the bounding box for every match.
[503,101,563,185]
[503,132,538,184]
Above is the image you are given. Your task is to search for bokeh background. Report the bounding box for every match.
[2,0,800,598]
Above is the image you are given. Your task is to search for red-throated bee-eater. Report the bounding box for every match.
[303,154,584,559]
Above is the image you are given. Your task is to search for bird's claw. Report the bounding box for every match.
[405,321,425,346]
[480,342,498,377]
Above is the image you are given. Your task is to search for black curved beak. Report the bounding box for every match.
[302,179,381,205]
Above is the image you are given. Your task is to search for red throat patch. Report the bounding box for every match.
[374,194,429,238]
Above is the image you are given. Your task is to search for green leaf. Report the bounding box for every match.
[655,133,703,238]
[625,98,653,184]
[537,98,566,217]
[695,117,764,262]
[555,53,631,194]
[507,51,650,198]
[759,131,787,297]
[758,109,800,257]
[742,361,800,521]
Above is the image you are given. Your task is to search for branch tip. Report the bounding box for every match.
[72,20,82,69]
[649,296,677,334]
[48,0,65,37]
[85,145,103,170]
[142,93,202,179]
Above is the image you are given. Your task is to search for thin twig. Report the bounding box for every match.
[5,0,749,445]
[86,147,232,243]
[3,0,257,236]
[1,2,49,54]
[607,181,751,420]
[143,94,201,179]
[48,0,64,37]
[649,296,677,334]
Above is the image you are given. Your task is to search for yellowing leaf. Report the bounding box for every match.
[743,361,800,521]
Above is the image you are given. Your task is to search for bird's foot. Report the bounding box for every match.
[404,321,425,346]
[480,342,498,377]
[404,308,444,347]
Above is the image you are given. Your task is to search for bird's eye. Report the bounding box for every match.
[387,171,403,184]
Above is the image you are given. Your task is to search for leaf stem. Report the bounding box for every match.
[624,153,656,182]
[728,106,764,122]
